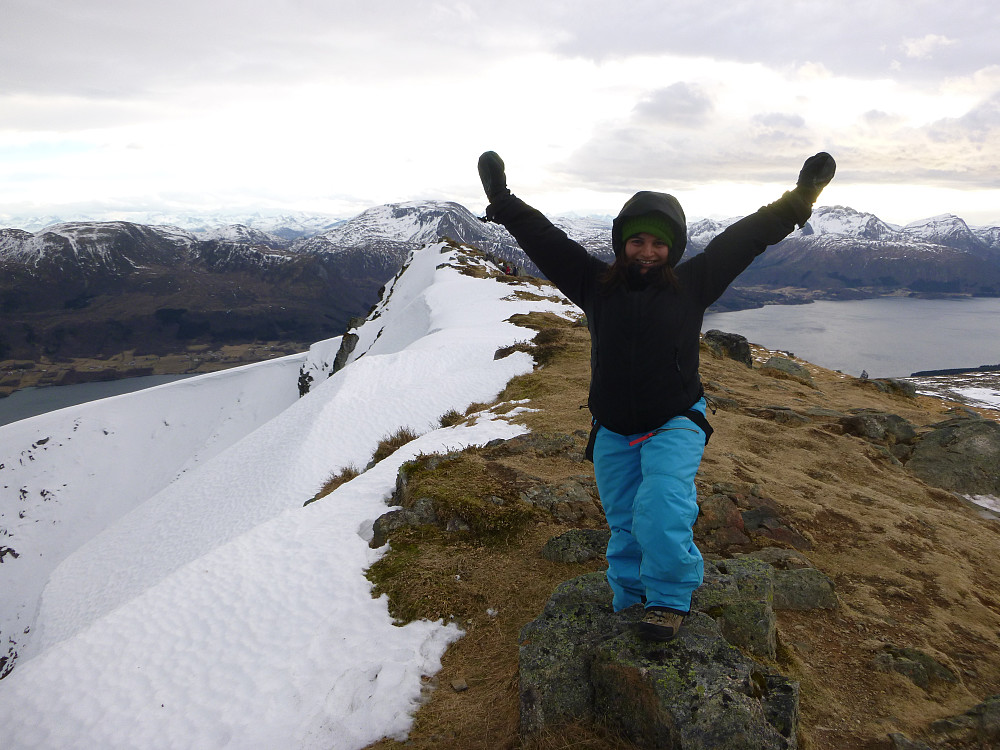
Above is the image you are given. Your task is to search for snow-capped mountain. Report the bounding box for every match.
[4,200,1000,364]
[0,210,346,240]
[0,240,572,747]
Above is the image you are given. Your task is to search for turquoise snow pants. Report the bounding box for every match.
[592,399,708,613]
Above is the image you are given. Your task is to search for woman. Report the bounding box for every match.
[478,150,835,641]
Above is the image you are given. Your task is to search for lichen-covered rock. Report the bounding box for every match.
[740,505,813,551]
[541,529,611,563]
[521,476,603,523]
[747,406,811,426]
[591,615,799,750]
[745,548,812,570]
[854,377,917,398]
[772,568,838,611]
[693,558,777,659]
[839,410,917,445]
[518,573,622,734]
[906,417,1000,495]
[484,431,579,459]
[519,571,799,748]
[929,693,1000,744]
[760,357,816,388]
[872,645,958,691]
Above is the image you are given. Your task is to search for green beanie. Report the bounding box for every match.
[619,214,675,248]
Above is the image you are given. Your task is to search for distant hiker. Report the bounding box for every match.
[860,369,869,380]
[478,149,835,641]
[297,367,314,397]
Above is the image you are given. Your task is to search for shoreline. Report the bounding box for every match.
[909,363,1000,377]
[0,341,310,399]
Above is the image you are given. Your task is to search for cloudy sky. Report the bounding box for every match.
[2,0,999,226]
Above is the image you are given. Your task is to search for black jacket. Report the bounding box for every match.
[486,193,798,435]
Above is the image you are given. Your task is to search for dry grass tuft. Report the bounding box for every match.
[370,426,419,467]
[303,464,361,506]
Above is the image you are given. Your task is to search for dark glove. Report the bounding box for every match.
[478,151,510,203]
[795,152,836,204]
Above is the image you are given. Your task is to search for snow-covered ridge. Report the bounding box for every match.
[0,240,574,748]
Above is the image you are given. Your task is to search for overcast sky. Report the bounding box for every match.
[2,0,999,226]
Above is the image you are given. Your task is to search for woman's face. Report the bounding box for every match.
[624,232,671,273]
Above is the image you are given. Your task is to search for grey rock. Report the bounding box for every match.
[519,571,798,748]
[591,614,798,749]
[872,646,958,691]
[840,410,917,445]
[929,693,1000,743]
[331,332,359,374]
[541,529,611,563]
[906,417,1000,495]
[760,357,816,388]
[704,330,753,368]
[693,558,777,659]
[887,732,933,750]
[747,406,810,425]
[772,568,838,611]
[744,548,813,570]
[856,378,918,398]
[521,477,601,523]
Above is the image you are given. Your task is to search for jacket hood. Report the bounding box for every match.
[612,191,687,267]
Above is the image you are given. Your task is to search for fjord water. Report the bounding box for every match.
[0,374,196,427]
[702,297,1000,379]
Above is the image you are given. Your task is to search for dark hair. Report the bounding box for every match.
[600,258,679,292]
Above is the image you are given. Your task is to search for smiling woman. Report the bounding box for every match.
[478,149,836,641]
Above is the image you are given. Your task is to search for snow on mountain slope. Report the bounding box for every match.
[0,337,341,675]
[0,241,574,749]
[804,205,900,239]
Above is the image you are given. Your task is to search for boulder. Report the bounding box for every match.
[840,410,917,445]
[519,571,799,748]
[760,357,816,388]
[521,476,603,523]
[772,568,838,611]
[693,558,777,659]
[872,645,958,691]
[541,529,610,563]
[929,694,1000,744]
[703,330,753,368]
[906,417,1000,495]
[331,332,359,374]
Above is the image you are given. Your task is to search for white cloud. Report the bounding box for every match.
[2,0,1000,225]
[902,34,956,59]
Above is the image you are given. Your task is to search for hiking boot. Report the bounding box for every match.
[637,606,685,642]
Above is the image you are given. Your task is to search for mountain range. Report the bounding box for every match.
[3,201,1000,363]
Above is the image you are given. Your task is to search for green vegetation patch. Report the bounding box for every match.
[402,451,537,543]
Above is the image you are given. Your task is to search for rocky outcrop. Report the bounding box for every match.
[695,484,814,553]
[331,331,359,374]
[703,329,753,368]
[760,357,816,388]
[872,645,958,691]
[541,529,610,563]
[519,570,800,748]
[905,414,1000,495]
[889,694,1000,748]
